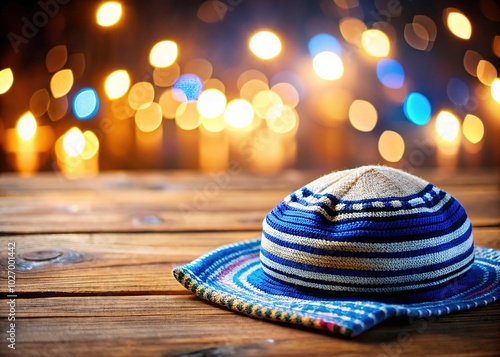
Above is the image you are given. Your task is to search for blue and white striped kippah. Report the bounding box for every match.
[174,166,500,336]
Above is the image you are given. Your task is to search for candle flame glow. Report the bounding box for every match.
[17,112,37,141]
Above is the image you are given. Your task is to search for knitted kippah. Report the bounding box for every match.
[173,166,500,336]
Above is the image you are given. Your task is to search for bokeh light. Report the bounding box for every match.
[376,59,404,89]
[159,88,187,119]
[446,10,472,40]
[252,90,283,119]
[96,2,122,27]
[249,31,282,60]
[403,92,431,125]
[348,100,377,132]
[477,60,498,86]
[237,69,268,89]
[378,130,405,162]
[48,96,68,121]
[173,74,203,102]
[153,63,180,87]
[46,45,67,73]
[404,23,429,51]
[0,68,14,95]
[267,106,298,134]
[104,70,130,99]
[361,29,390,57]
[240,79,269,102]
[17,112,37,141]
[63,127,85,157]
[463,50,482,77]
[308,33,342,56]
[493,36,500,58]
[339,17,366,46]
[73,88,99,120]
[128,82,155,110]
[224,99,254,129]
[81,131,99,160]
[50,69,73,98]
[30,89,50,117]
[176,102,202,130]
[435,111,460,142]
[184,58,213,82]
[271,71,305,98]
[492,78,500,103]
[310,87,353,126]
[202,114,227,133]
[271,82,299,108]
[462,114,484,144]
[196,89,226,119]
[135,102,163,132]
[198,0,227,22]
[149,40,178,68]
[446,78,469,106]
[312,51,344,80]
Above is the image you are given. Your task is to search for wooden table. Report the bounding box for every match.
[1,169,499,356]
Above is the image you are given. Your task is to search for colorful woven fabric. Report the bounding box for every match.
[173,166,500,336]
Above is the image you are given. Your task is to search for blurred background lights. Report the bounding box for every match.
[81,131,99,160]
[476,60,497,86]
[463,114,484,144]
[128,82,155,110]
[348,100,377,132]
[50,69,73,98]
[30,89,50,117]
[0,68,13,94]
[446,78,469,106]
[154,63,180,87]
[73,88,99,120]
[376,59,404,89]
[135,102,163,132]
[312,51,344,80]
[225,99,254,129]
[252,90,283,120]
[435,111,460,142]
[63,127,85,157]
[271,83,299,108]
[446,10,472,40]
[361,29,390,57]
[339,17,367,46]
[378,130,405,162]
[175,102,202,130]
[196,89,226,119]
[104,70,130,99]
[266,106,298,134]
[463,50,482,77]
[249,31,282,60]
[198,0,227,23]
[240,79,269,102]
[149,40,178,68]
[46,45,67,73]
[96,2,123,27]
[17,112,37,141]
[492,78,500,103]
[173,74,203,102]
[403,92,431,125]
[308,33,342,56]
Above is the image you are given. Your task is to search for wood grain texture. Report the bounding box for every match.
[0,170,499,357]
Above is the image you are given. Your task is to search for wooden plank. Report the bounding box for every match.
[0,229,498,296]
[0,295,498,356]
[0,186,498,234]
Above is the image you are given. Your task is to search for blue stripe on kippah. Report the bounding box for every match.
[260,244,475,277]
[261,222,472,259]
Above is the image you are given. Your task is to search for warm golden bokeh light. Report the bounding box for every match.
[204,78,225,92]
[198,0,227,22]
[463,50,482,77]
[348,100,378,132]
[225,99,254,129]
[271,83,300,108]
[446,11,472,40]
[477,60,498,86]
[104,69,130,99]
[378,130,405,162]
[176,102,202,130]
[252,90,283,120]
[196,89,226,119]
[240,79,269,102]
[361,29,390,57]
[184,58,213,81]
[153,63,180,87]
[237,69,268,89]
[311,87,353,126]
[312,51,344,80]
[63,127,85,157]
[30,89,50,117]
[46,45,67,73]
[493,36,500,58]
[202,114,227,133]
[249,31,282,60]
[135,102,163,132]
[435,110,460,142]
[159,88,187,119]
[339,17,367,46]
[96,2,122,27]
[48,96,68,121]
[128,82,155,110]
[0,68,14,95]
[17,112,37,141]
[492,78,500,103]
[149,40,178,68]
[81,131,99,160]
[462,114,484,144]
[266,106,298,134]
[50,69,73,98]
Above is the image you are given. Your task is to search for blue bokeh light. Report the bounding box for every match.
[376,59,405,89]
[446,77,469,106]
[173,74,204,102]
[73,88,99,120]
[308,33,342,56]
[403,92,432,125]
